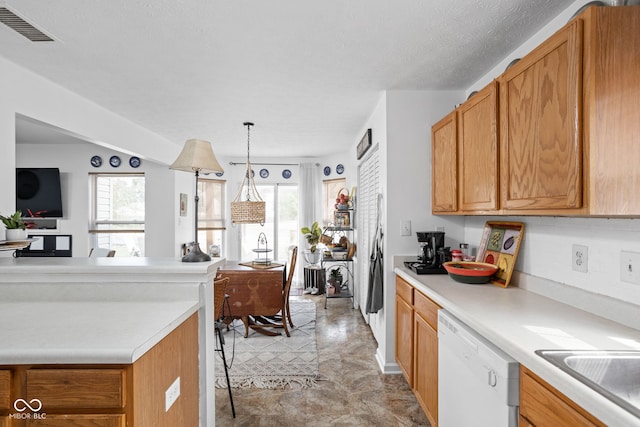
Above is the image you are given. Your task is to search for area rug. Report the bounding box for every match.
[215,300,318,389]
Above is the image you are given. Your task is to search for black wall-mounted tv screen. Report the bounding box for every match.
[16,168,63,218]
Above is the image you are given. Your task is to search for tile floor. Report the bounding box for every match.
[215,294,431,426]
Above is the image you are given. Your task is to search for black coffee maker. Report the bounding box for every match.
[408,231,449,274]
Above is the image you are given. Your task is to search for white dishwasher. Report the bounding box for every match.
[438,310,520,427]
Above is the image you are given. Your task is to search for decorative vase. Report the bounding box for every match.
[5,228,27,241]
[303,250,322,266]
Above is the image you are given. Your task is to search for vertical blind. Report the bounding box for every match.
[356,146,380,314]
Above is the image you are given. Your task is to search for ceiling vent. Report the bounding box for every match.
[0,5,54,42]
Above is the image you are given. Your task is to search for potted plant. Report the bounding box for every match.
[301,221,323,266]
[327,267,343,293]
[0,210,28,241]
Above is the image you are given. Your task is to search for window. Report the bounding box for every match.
[198,178,226,256]
[89,173,145,257]
[240,184,298,262]
[322,178,346,226]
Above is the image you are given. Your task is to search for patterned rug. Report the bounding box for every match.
[214,300,318,389]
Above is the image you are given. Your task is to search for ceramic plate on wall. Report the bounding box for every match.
[90,155,102,167]
[282,169,292,179]
[323,166,331,176]
[336,164,344,174]
[109,155,121,167]
[260,168,269,178]
[129,156,141,168]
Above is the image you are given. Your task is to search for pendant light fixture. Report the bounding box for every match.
[231,122,266,224]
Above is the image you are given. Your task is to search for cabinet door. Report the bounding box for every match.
[499,20,582,212]
[395,295,414,386]
[458,81,499,212]
[0,370,9,413]
[431,111,458,213]
[520,366,605,427]
[413,312,438,427]
[583,7,640,216]
[25,414,125,427]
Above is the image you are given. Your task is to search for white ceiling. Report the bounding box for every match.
[2,0,577,158]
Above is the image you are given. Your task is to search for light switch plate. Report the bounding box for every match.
[165,376,180,412]
[401,220,411,236]
[620,251,640,285]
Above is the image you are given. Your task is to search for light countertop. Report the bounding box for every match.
[0,300,199,365]
[395,266,640,427]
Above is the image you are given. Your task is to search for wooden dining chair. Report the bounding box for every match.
[249,245,298,337]
[283,245,298,329]
[214,277,235,418]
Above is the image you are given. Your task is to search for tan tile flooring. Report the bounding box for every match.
[215,294,431,426]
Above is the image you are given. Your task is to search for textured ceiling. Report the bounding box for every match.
[2,0,576,158]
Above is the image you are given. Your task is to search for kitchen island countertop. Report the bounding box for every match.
[0,300,199,365]
[395,265,640,427]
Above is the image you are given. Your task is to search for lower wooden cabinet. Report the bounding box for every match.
[395,277,414,386]
[25,414,125,427]
[1,313,198,427]
[520,365,605,427]
[395,275,440,426]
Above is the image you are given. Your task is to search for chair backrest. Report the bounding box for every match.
[214,277,230,320]
[283,246,298,297]
[89,248,116,257]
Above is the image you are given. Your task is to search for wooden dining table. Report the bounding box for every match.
[215,261,286,337]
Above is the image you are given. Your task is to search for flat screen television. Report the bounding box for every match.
[16,168,63,218]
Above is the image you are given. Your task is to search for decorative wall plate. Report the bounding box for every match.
[90,155,102,167]
[215,171,224,177]
[336,164,344,174]
[282,169,292,179]
[323,166,331,176]
[259,168,269,178]
[109,155,121,167]
[129,156,141,168]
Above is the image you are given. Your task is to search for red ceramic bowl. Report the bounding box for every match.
[442,261,499,284]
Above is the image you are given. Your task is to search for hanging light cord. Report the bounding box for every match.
[243,122,253,201]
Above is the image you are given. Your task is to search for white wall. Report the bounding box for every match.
[360,90,467,372]
[1,56,193,256]
[16,143,178,257]
[462,0,640,306]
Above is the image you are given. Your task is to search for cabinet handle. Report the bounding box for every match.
[487,368,498,387]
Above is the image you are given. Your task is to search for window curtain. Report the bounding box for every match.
[298,163,321,254]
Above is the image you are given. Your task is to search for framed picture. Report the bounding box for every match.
[357,128,372,160]
[180,193,188,217]
[476,221,524,288]
[334,211,351,227]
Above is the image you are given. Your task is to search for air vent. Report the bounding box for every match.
[0,6,54,42]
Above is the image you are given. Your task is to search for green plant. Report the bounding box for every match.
[300,221,322,252]
[0,211,26,230]
[329,267,342,280]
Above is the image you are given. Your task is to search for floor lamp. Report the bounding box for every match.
[170,138,224,262]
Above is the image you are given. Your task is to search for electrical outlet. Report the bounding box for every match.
[572,244,588,273]
[165,376,180,412]
[620,251,640,285]
[400,220,411,236]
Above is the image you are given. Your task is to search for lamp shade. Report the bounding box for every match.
[170,138,224,174]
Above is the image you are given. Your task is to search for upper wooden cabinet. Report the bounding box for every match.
[431,82,499,215]
[432,5,640,217]
[582,6,640,216]
[458,81,500,213]
[500,19,583,212]
[431,111,458,213]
